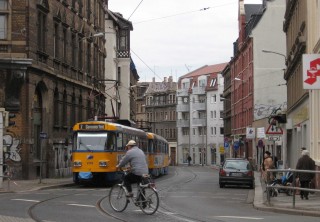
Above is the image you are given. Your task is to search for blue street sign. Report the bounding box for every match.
[234,141,240,150]
[224,142,229,148]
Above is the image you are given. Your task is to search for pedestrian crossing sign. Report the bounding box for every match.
[266,124,283,135]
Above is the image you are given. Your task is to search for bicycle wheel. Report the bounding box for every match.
[139,187,159,215]
[109,184,128,212]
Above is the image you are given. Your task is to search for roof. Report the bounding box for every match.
[180,63,228,79]
[244,4,264,37]
[106,9,133,30]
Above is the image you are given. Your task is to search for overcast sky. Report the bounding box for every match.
[108,0,262,82]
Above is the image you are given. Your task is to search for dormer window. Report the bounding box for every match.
[210,78,217,87]
[119,29,128,50]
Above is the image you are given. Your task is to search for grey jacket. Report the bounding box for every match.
[117,146,148,176]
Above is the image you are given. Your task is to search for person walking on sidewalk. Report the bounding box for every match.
[296,149,315,200]
[187,155,192,166]
[261,151,275,184]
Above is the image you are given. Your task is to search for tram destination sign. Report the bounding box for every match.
[79,124,104,130]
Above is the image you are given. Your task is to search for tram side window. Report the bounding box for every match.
[117,133,124,151]
[141,138,147,152]
[106,132,116,150]
[122,133,128,150]
[148,140,153,153]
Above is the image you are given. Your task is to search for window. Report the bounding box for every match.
[54,23,59,59]
[86,42,91,73]
[71,33,77,67]
[0,1,8,37]
[220,127,224,135]
[193,128,196,135]
[62,91,67,126]
[214,111,216,118]
[220,111,223,119]
[37,11,47,52]
[53,88,59,126]
[210,78,217,87]
[71,93,76,126]
[0,14,7,39]
[78,95,83,121]
[199,79,206,87]
[119,30,128,50]
[78,37,83,70]
[214,127,217,135]
[183,97,188,103]
[63,27,67,60]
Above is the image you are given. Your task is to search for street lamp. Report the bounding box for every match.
[262,49,286,60]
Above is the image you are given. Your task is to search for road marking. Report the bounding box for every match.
[11,199,40,202]
[215,216,263,220]
[67,204,95,208]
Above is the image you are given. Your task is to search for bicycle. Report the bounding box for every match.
[109,170,159,215]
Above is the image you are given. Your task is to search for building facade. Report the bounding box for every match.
[0,0,106,179]
[283,0,320,185]
[176,64,226,166]
[145,77,178,165]
[104,9,139,120]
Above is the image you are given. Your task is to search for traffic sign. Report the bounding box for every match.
[267,135,281,141]
[40,132,48,139]
[266,124,283,135]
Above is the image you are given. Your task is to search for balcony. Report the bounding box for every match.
[176,119,190,127]
[177,103,190,112]
[191,118,206,126]
[192,102,206,110]
[192,87,205,95]
[177,89,189,96]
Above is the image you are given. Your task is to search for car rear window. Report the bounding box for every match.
[224,161,251,170]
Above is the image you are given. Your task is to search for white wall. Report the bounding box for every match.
[252,0,287,121]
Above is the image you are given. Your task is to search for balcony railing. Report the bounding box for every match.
[177,89,189,96]
[191,118,206,126]
[176,119,190,127]
[177,104,190,112]
[192,87,205,95]
[192,102,206,110]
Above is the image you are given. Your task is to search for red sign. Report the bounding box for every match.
[266,124,283,135]
[303,54,320,89]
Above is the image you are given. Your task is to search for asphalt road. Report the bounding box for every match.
[0,166,318,221]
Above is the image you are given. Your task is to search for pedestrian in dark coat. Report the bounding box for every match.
[296,150,315,200]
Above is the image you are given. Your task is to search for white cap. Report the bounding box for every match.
[126,140,136,146]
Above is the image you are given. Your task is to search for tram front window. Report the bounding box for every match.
[77,132,108,151]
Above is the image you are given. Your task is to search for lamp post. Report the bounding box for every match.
[262,49,287,167]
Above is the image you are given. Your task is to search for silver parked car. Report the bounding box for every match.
[219,158,255,189]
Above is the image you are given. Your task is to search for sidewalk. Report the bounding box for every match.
[0,177,74,193]
[253,171,320,217]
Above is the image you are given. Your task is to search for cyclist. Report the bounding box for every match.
[116,140,148,197]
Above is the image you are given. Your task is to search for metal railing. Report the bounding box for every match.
[266,168,320,208]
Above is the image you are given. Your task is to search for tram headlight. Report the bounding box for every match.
[73,161,82,167]
[99,160,108,167]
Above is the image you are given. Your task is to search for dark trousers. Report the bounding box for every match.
[124,172,142,193]
[300,180,310,198]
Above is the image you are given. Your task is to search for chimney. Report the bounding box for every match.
[152,77,155,83]
[164,77,167,82]
[169,76,173,82]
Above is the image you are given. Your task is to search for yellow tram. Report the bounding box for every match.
[71,120,169,185]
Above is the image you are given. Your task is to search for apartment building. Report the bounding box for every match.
[176,64,226,166]
[145,77,178,165]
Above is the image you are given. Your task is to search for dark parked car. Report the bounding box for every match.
[219,158,254,189]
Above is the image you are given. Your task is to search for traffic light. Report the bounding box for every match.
[4,111,16,127]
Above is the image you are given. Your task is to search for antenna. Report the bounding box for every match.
[185,64,191,72]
